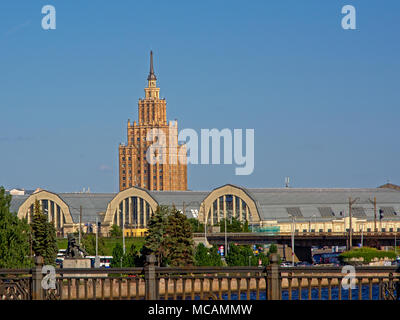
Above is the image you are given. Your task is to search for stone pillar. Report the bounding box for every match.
[32,256,44,300]
[266,253,281,300]
[145,255,158,300]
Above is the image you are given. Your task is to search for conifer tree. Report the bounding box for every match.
[164,208,194,267]
[143,206,169,266]
[0,187,32,268]
[31,199,58,266]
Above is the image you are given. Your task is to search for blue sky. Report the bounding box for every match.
[0,1,399,192]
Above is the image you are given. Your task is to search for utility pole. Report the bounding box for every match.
[291,215,295,266]
[79,205,82,245]
[368,197,377,233]
[96,217,98,256]
[360,225,364,247]
[122,209,126,254]
[348,197,359,250]
[224,217,227,257]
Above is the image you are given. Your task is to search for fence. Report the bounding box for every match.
[0,254,399,300]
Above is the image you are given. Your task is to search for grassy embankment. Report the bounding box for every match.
[56,237,145,256]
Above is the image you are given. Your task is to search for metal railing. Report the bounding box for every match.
[0,255,399,300]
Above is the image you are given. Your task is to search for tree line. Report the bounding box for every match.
[0,187,277,268]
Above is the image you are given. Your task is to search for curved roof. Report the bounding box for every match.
[9,186,400,223]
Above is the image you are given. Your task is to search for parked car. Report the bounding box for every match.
[280,262,292,267]
[295,261,312,267]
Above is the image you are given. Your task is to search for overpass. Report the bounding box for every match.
[194,232,400,262]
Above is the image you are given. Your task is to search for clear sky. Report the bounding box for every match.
[0,1,399,193]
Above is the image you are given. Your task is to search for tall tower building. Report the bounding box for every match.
[119,51,187,191]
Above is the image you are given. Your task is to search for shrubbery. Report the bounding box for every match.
[340,247,396,263]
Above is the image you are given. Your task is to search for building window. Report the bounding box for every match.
[382,228,386,232]
[122,183,126,187]
[122,157,125,161]
[319,229,323,233]
[122,170,126,174]
[327,229,332,233]
[390,228,394,232]
[367,228,371,232]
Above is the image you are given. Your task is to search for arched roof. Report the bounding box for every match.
[199,184,261,223]
[17,190,74,224]
[103,186,159,225]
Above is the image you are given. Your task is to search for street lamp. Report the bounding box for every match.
[289,214,296,267]
[119,209,126,254]
[224,217,227,258]
[348,197,360,250]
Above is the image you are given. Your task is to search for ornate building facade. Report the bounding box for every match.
[119,51,187,191]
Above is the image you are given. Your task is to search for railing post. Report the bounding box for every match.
[266,253,281,300]
[145,255,157,300]
[32,256,44,300]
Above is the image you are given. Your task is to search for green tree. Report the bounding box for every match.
[143,206,169,266]
[188,218,204,233]
[124,241,145,267]
[109,224,122,237]
[31,199,58,266]
[226,244,263,266]
[194,243,210,266]
[164,208,194,267]
[269,243,278,254]
[0,187,32,268]
[110,243,124,268]
[219,217,250,232]
[81,233,107,256]
[209,245,224,266]
[194,243,223,266]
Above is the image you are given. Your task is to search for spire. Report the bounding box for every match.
[147,50,157,81]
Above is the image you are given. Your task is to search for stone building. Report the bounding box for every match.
[118,51,187,191]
